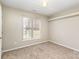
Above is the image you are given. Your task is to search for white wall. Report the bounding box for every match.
[3,5,79,52]
[49,15,79,51]
[2,6,48,51]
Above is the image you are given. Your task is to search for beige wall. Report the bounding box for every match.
[0,4,2,37]
[2,6,48,51]
[0,4,2,59]
[49,15,79,51]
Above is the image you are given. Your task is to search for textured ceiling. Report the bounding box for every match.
[1,0,79,16]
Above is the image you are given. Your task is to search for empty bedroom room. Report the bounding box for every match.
[0,0,79,59]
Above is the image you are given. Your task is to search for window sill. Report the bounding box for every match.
[22,38,39,41]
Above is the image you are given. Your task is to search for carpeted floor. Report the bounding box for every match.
[2,42,79,59]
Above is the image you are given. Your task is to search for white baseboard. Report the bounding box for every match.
[49,40,79,52]
[2,40,48,53]
[3,40,79,53]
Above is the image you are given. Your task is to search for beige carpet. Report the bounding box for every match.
[2,42,79,59]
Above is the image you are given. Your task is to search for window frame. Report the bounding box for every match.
[22,16,41,41]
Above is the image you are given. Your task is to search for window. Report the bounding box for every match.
[23,17,41,41]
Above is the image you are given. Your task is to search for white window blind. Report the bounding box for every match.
[23,17,41,41]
